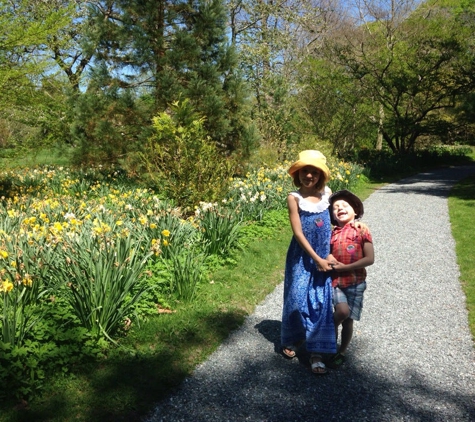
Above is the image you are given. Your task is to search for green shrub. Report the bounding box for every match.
[139,100,237,211]
[356,146,473,179]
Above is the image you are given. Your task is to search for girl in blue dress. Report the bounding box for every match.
[281,150,337,375]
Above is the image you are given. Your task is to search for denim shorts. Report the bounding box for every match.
[333,281,367,321]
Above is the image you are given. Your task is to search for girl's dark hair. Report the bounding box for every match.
[292,169,326,192]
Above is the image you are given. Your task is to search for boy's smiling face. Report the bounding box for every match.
[332,199,356,226]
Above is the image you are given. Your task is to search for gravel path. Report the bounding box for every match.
[146,165,475,422]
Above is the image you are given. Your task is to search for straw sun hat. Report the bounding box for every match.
[287,150,330,183]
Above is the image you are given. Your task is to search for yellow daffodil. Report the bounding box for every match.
[22,274,33,287]
[1,280,13,293]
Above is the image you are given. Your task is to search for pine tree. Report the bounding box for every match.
[83,0,256,156]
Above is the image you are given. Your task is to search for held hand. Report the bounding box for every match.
[330,261,345,271]
[317,259,334,272]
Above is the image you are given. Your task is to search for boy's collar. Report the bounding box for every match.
[334,221,356,230]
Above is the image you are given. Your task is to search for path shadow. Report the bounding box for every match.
[378,164,475,199]
[150,334,475,421]
[254,319,281,353]
[255,319,314,367]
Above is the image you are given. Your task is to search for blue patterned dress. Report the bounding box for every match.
[281,189,337,354]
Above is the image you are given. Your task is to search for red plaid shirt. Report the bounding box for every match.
[330,222,373,288]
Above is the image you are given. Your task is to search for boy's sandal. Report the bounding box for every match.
[310,354,328,375]
[326,352,346,369]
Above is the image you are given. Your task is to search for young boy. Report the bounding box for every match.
[326,190,374,369]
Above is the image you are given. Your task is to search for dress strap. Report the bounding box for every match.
[289,189,330,213]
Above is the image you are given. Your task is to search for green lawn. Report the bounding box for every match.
[0,147,74,168]
[449,173,475,342]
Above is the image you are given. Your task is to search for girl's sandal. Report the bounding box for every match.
[310,354,328,375]
[282,340,304,358]
[282,345,298,358]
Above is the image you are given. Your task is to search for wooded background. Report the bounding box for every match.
[1,0,474,171]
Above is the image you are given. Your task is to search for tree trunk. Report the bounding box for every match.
[376,102,384,150]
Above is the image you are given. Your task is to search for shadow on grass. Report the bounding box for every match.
[6,310,246,422]
[451,173,475,202]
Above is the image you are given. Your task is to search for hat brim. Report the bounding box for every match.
[329,190,364,225]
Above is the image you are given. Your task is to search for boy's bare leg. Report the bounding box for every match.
[327,304,351,368]
[339,318,354,355]
[333,303,350,346]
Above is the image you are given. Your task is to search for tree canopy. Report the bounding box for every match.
[0,1,70,110]
[310,0,475,154]
[1,0,475,167]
